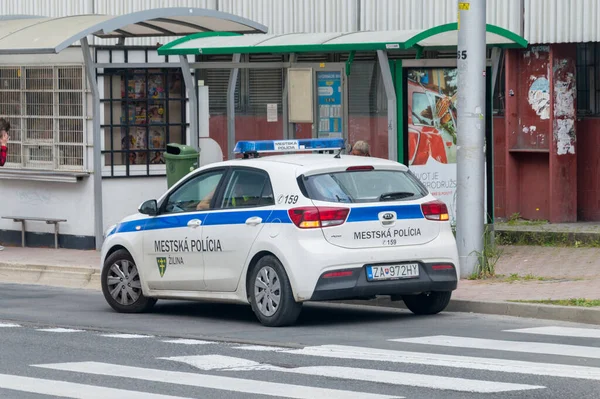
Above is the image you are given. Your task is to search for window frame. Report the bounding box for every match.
[159,166,230,215]
[298,168,429,204]
[97,47,189,178]
[213,166,275,210]
[0,64,87,172]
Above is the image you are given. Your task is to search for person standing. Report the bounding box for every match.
[350,140,370,156]
[0,118,9,251]
[0,118,8,167]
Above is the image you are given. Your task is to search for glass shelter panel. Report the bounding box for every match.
[347,60,389,159]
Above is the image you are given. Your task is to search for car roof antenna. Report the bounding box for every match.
[334,142,349,159]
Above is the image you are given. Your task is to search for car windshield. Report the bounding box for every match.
[300,169,428,203]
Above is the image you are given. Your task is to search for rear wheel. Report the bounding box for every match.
[101,249,156,313]
[249,255,302,327]
[402,291,451,315]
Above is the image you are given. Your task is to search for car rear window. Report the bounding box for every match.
[299,169,428,203]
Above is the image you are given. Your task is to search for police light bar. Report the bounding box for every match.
[233,138,345,154]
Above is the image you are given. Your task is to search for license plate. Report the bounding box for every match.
[366,263,419,281]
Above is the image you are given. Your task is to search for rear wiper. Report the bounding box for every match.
[379,192,415,201]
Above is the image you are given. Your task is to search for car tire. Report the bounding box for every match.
[101,249,156,314]
[402,291,452,315]
[249,255,302,327]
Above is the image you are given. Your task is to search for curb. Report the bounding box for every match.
[1,262,598,325]
[338,297,600,325]
[0,263,100,290]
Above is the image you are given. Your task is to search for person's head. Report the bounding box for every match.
[0,118,10,141]
[351,140,370,156]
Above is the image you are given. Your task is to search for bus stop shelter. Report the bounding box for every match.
[0,8,267,249]
[158,23,527,226]
[158,22,527,162]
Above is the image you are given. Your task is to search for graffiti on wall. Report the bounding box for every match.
[527,76,550,119]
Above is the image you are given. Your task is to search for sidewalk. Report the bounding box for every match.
[0,244,599,323]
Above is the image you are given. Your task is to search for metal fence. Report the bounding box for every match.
[0,65,87,171]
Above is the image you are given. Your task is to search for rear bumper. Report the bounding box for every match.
[309,261,458,301]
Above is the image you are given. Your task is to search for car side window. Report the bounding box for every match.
[220,169,273,209]
[163,170,225,214]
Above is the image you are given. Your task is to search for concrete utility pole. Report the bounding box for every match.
[456,0,486,278]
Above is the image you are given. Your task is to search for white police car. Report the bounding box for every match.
[101,138,459,327]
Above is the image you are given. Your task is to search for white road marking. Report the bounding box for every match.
[234,344,288,351]
[161,355,265,370]
[390,335,600,359]
[235,343,600,381]
[163,355,545,393]
[34,361,400,399]
[0,322,20,328]
[0,373,194,399]
[504,326,600,339]
[99,333,153,338]
[161,338,214,345]
[36,328,83,333]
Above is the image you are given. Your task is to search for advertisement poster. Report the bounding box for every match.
[119,72,167,165]
[407,68,459,223]
[317,71,342,138]
[407,67,488,225]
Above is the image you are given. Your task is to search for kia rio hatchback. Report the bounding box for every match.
[101,139,459,327]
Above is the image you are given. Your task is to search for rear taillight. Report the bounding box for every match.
[421,200,449,221]
[287,206,349,228]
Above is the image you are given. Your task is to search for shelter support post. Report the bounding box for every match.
[282,53,297,140]
[377,50,397,162]
[81,37,104,250]
[179,55,198,151]
[490,47,502,98]
[456,0,486,278]
[227,53,241,158]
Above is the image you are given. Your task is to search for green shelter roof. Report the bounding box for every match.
[158,23,528,56]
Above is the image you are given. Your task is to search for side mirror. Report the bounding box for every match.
[138,199,158,216]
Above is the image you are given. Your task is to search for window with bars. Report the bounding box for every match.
[576,43,599,115]
[0,65,86,171]
[99,67,188,177]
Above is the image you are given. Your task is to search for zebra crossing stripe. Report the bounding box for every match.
[504,326,600,339]
[161,338,214,345]
[0,373,194,399]
[235,344,600,381]
[0,322,20,328]
[162,354,545,393]
[390,335,600,359]
[99,333,153,338]
[33,361,400,399]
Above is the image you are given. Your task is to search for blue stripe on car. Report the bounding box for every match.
[346,204,424,222]
[108,205,424,236]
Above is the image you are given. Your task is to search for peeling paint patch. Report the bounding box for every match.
[528,77,550,119]
[554,73,575,118]
[554,119,576,155]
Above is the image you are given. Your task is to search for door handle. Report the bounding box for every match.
[187,219,202,228]
[245,216,263,226]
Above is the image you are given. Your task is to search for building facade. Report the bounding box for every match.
[0,0,595,249]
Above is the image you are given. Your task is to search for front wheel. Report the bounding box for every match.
[101,249,156,313]
[249,255,302,327]
[402,291,452,315]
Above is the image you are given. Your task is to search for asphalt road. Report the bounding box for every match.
[0,283,599,399]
